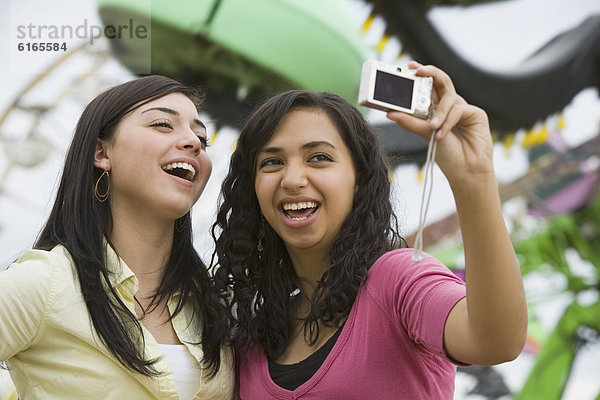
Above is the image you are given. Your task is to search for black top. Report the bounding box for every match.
[268,323,345,391]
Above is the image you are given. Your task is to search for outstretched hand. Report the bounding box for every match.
[386,61,494,187]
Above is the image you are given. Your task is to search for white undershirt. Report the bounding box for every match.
[158,344,202,400]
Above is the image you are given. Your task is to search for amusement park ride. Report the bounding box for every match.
[1,0,599,398]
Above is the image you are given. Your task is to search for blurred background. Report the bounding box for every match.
[1,0,599,398]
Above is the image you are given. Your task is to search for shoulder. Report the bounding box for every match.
[238,342,265,387]
[3,245,76,294]
[368,248,455,284]
[0,246,77,356]
[10,245,74,276]
[363,249,466,355]
[15,245,73,264]
[364,248,465,306]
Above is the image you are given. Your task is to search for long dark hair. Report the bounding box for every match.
[35,75,228,378]
[212,90,403,358]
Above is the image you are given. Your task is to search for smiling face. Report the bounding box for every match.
[254,108,357,261]
[94,92,212,224]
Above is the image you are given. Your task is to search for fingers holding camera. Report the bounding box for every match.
[385,66,465,143]
[386,61,462,141]
[430,90,495,181]
[410,62,464,137]
[409,61,456,100]
[386,109,432,140]
[428,93,467,139]
[387,61,495,180]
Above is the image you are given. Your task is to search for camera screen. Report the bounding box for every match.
[373,70,414,109]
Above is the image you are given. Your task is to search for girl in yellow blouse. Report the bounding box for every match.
[0,76,234,399]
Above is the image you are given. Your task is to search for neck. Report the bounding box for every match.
[108,210,175,296]
[287,247,330,299]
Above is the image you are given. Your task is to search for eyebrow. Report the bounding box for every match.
[259,140,336,154]
[141,107,206,129]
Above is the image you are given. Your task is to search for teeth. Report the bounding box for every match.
[282,201,317,211]
[162,162,196,178]
[290,216,308,221]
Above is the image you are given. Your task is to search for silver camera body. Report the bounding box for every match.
[358,60,433,119]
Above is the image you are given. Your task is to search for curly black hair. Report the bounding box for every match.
[211,90,403,359]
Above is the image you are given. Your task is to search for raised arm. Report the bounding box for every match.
[386,62,527,365]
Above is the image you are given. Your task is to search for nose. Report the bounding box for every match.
[178,129,202,154]
[280,162,308,190]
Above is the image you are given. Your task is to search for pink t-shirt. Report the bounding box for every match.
[239,249,467,399]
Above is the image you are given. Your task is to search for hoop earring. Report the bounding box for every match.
[94,170,110,202]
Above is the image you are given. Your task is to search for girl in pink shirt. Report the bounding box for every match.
[212,62,527,399]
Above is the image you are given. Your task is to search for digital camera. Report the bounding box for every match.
[358,60,433,119]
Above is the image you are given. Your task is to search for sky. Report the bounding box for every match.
[1,0,600,398]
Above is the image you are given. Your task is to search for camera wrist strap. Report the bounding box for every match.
[412,132,438,262]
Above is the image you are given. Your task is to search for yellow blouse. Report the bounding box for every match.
[0,245,234,400]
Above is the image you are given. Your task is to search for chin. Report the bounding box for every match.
[285,238,326,251]
[161,203,194,221]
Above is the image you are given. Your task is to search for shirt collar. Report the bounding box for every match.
[101,238,193,301]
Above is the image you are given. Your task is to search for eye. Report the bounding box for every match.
[150,119,173,129]
[198,135,210,149]
[309,153,333,163]
[258,158,283,169]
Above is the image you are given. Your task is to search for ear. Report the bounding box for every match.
[94,139,111,170]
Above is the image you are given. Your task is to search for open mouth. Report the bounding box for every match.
[281,201,319,221]
[162,162,196,182]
